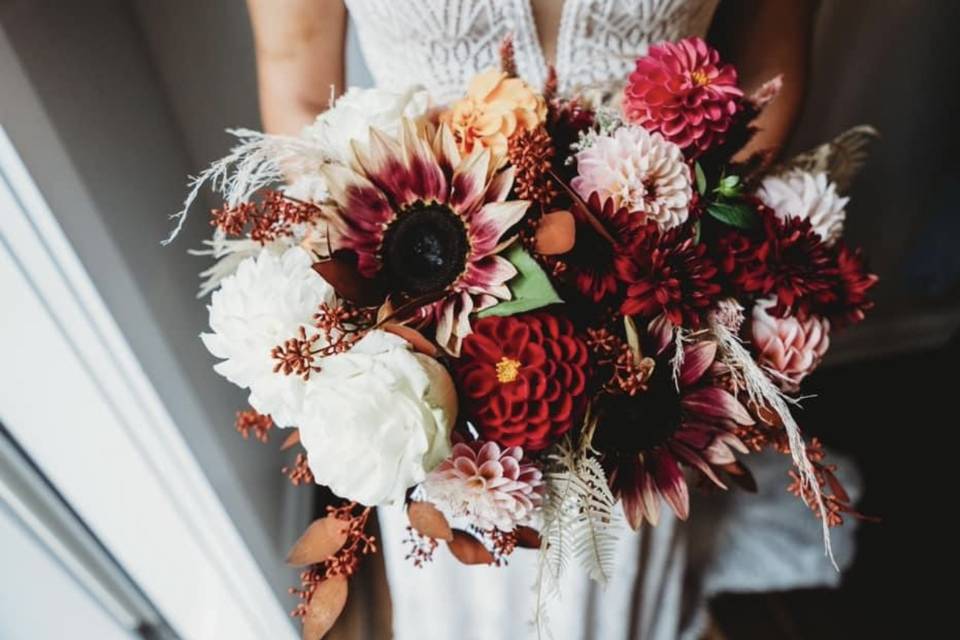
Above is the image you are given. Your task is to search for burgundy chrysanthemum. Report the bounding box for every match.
[616,224,722,328]
[454,313,590,452]
[623,37,743,157]
[594,340,752,529]
[561,192,650,304]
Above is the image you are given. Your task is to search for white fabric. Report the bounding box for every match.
[345,0,720,104]
[345,1,862,637]
[379,450,860,640]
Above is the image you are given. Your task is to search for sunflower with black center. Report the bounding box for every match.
[321,119,530,355]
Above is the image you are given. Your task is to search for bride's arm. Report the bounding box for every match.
[246,0,347,135]
[709,0,816,160]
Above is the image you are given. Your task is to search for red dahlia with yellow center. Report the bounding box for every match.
[454,313,590,452]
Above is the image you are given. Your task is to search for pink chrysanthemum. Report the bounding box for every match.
[422,440,544,531]
[321,120,529,355]
[623,37,742,156]
[594,340,753,529]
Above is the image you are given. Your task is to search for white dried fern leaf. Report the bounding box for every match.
[533,438,620,639]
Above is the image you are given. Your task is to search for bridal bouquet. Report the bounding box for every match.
[170,37,876,637]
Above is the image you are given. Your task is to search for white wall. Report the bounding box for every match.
[0,0,296,600]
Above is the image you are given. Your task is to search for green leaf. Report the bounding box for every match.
[706,201,759,229]
[694,163,707,196]
[477,245,563,318]
[693,219,702,244]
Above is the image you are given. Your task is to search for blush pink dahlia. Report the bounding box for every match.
[572,126,692,230]
[594,340,753,529]
[623,37,742,156]
[321,120,529,355]
[751,298,830,391]
[422,440,544,531]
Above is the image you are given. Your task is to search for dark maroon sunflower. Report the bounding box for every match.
[593,340,753,529]
[616,224,722,328]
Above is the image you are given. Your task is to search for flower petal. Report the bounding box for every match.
[679,340,717,387]
[682,387,754,425]
[469,200,530,257]
[654,454,689,520]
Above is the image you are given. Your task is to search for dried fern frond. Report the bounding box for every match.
[783,125,879,192]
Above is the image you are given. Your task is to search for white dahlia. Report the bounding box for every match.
[422,440,544,531]
[751,298,831,390]
[297,331,456,506]
[757,169,848,245]
[301,85,430,165]
[200,246,336,427]
[572,125,692,230]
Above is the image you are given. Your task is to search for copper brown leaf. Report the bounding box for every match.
[534,209,576,255]
[514,526,542,549]
[301,575,348,640]
[280,429,301,451]
[383,324,439,357]
[286,517,350,567]
[312,254,385,305]
[447,529,494,565]
[407,501,453,541]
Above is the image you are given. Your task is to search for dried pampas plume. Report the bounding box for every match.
[163,128,327,245]
[708,300,837,569]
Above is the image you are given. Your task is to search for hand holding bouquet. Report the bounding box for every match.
[171,36,877,638]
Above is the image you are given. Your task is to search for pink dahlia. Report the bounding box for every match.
[594,340,753,529]
[623,37,742,156]
[572,126,692,230]
[321,120,529,355]
[751,298,830,391]
[422,440,544,531]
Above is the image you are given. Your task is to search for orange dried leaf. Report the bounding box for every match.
[447,529,494,565]
[281,429,301,451]
[383,324,439,357]
[407,501,453,541]
[301,575,348,640]
[286,517,350,567]
[534,209,576,255]
[514,525,542,549]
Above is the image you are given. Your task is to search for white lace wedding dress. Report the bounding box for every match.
[343,1,861,638]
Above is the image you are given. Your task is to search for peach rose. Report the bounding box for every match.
[441,69,547,159]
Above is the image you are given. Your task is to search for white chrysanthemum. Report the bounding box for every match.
[200,246,336,427]
[297,331,456,506]
[757,169,848,245]
[572,125,692,230]
[301,86,430,165]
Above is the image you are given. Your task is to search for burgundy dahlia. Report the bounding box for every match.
[717,213,840,320]
[594,340,752,529]
[623,37,743,156]
[561,192,650,304]
[454,313,590,451]
[616,224,722,328]
[820,243,878,326]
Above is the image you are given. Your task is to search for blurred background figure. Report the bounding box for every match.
[1,1,956,638]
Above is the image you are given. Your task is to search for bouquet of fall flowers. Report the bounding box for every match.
[169,37,877,637]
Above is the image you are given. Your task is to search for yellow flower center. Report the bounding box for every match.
[495,357,522,383]
[690,69,710,87]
